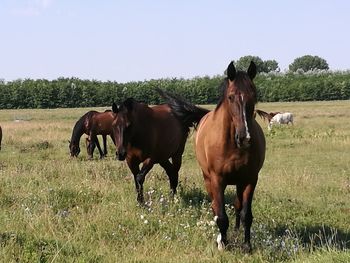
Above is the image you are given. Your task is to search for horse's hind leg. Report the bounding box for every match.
[159,158,179,196]
[240,182,257,253]
[210,177,228,251]
[102,135,107,156]
[86,137,94,159]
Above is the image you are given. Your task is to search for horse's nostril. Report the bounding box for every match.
[235,133,251,149]
[235,134,240,143]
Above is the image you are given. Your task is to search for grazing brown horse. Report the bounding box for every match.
[111,98,208,203]
[69,110,115,158]
[0,125,2,151]
[159,62,265,252]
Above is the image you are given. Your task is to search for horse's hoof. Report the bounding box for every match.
[137,196,144,204]
[242,243,252,254]
[169,189,176,199]
[216,234,226,251]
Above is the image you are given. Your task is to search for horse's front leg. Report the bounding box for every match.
[233,184,244,232]
[240,182,257,253]
[210,177,228,251]
[136,159,154,204]
[110,134,116,146]
[127,157,141,194]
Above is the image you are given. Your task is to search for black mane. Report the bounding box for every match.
[71,111,96,142]
[119,97,137,112]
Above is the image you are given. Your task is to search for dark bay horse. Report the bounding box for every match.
[111,98,208,203]
[159,62,265,252]
[69,110,115,158]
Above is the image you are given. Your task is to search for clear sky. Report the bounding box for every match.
[0,0,349,82]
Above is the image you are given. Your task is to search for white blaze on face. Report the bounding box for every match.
[241,94,251,140]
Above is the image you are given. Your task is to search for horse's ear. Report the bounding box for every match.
[112,102,118,113]
[247,61,257,80]
[227,61,236,81]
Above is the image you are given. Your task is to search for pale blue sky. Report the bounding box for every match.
[0,0,349,82]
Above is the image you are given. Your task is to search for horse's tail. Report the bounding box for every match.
[156,88,209,129]
[255,109,272,122]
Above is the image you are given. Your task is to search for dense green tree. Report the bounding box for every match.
[235,56,265,73]
[235,56,279,73]
[289,55,329,72]
[0,65,350,109]
[263,60,279,72]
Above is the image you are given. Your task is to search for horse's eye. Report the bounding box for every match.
[228,94,235,101]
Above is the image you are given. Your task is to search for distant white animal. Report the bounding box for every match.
[268,112,293,130]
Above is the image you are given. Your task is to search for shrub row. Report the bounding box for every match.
[0,71,349,109]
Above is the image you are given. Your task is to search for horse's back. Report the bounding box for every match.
[90,111,115,134]
[152,104,187,149]
[136,104,187,161]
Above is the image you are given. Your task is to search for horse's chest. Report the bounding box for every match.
[223,154,248,172]
[211,152,252,184]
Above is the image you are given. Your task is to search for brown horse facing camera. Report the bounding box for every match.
[69,110,115,159]
[159,61,266,253]
[111,98,209,204]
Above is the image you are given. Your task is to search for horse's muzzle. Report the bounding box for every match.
[116,151,127,161]
[235,133,251,149]
[70,152,79,158]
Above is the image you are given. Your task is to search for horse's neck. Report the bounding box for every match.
[133,105,153,129]
[128,107,151,142]
[71,121,85,143]
[214,103,236,142]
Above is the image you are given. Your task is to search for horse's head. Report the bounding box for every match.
[69,140,80,157]
[112,98,135,161]
[224,61,257,148]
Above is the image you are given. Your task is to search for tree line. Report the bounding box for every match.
[0,70,349,109]
[0,55,348,109]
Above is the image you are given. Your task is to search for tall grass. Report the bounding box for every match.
[0,102,349,262]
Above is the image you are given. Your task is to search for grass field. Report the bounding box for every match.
[0,101,349,262]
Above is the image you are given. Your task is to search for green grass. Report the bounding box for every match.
[0,102,349,262]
